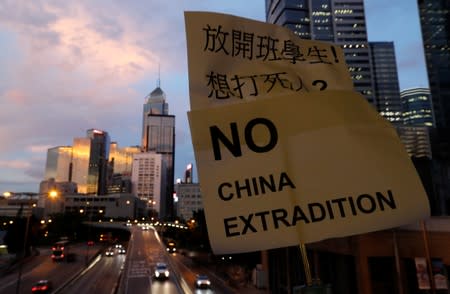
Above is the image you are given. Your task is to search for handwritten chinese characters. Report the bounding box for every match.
[207,71,328,99]
[185,11,353,110]
[201,24,340,100]
[203,24,339,64]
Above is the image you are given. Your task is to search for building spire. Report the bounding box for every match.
[157,63,161,88]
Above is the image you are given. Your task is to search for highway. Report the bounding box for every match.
[119,226,185,294]
[0,244,102,294]
[0,224,243,293]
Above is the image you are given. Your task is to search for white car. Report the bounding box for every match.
[154,262,170,280]
[195,274,211,289]
[105,248,114,256]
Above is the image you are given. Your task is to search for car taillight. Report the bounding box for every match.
[32,286,38,291]
[41,285,48,290]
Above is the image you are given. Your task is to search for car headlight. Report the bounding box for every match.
[164,271,170,277]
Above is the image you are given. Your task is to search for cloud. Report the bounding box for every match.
[0,160,31,169]
[26,145,53,153]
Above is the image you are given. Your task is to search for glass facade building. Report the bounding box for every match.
[44,146,72,182]
[419,0,450,129]
[109,143,140,176]
[369,42,403,124]
[72,129,110,195]
[141,85,175,219]
[418,0,450,215]
[266,0,376,104]
[401,87,434,126]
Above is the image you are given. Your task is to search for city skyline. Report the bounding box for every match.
[0,0,428,193]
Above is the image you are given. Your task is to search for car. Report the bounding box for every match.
[195,274,211,289]
[87,240,94,246]
[31,280,53,293]
[154,262,170,280]
[105,248,115,256]
[166,241,176,254]
[115,244,123,249]
[118,248,126,254]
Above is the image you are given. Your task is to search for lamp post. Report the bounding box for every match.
[11,192,35,294]
[83,200,94,267]
[14,190,58,294]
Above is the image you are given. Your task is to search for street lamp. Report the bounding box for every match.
[48,190,58,216]
[49,190,58,198]
[11,192,36,294]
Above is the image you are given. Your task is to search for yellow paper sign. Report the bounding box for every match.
[188,90,430,254]
[185,11,354,111]
[185,11,429,254]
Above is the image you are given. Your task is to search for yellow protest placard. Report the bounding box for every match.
[185,12,430,255]
[188,90,430,254]
[185,11,354,111]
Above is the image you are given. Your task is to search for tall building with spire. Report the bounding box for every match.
[140,79,175,219]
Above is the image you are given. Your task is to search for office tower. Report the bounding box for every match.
[174,182,202,221]
[131,152,163,217]
[109,143,141,176]
[72,129,110,195]
[266,0,376,104]
[397,88,434,162]
[418,0,450,215]
[107,144,141,194]
[44,146,73,182]
[396,126,432,158]
[418,0,450,129]
[401,88,434,126]
[369,42,403,124]
[141,83,175,219]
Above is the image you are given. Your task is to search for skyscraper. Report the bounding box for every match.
[369,42,403,124]
[72,129,110,195]
[109,143,140,176]
[266,0,376,104]
[44,146,72,182]
[401,87,434,126]
[398,88,434,160]
[418,0,450,129]
[418,0,450,215]
[141,82,175,219]
[131,152,163,217]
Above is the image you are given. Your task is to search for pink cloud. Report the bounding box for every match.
[4,89,28,105]
[0,160,31,169]
[26,145,53,153]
